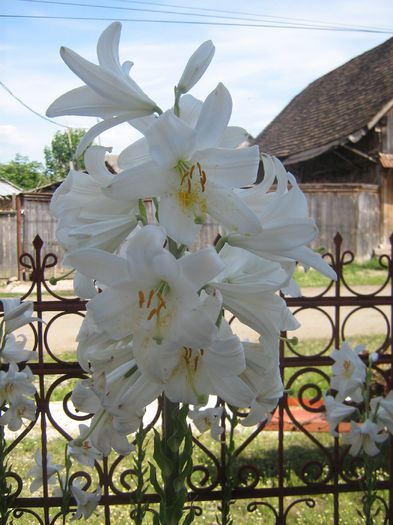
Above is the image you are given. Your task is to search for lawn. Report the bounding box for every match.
[293,256,389,288]
[7,430,390,524]
[6,333,390,523]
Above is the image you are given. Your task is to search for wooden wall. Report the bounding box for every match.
[302,182,380,260]
[21,194,65,278]
[0,210,18,278]
[0,184,382,278]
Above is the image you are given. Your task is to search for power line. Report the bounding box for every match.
[0,80,83,129]
[17,0,393,33]
[2,14,393,34]
[14,0,393,33]
[17,0,335,27]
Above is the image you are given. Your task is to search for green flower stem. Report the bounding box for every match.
[137,199,148,226]
[361,357,377,525]
[214,236,228,254]
[49,268,75,285]
[130,424,149,525]
[218,407,237,525]
[150,399,194,525]
[163,397,182,525]
[174,87,181,118]
[0,425,12,525]
[363,453,377,525]
[148,236,194,524]
[59,443,72,525]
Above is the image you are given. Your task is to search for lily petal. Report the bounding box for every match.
[195,83,232,151]
[177,40,215,94]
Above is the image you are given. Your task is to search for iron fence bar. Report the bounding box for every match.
[1,232,393,523]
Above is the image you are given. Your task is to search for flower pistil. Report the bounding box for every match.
[175,160,207,223]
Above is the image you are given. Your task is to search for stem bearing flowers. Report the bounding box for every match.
[45,22,337,523]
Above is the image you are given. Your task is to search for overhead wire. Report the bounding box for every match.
[0,80,85,129]
[14,0,393,33]
[1,13,393,34]
[108,0,393,32]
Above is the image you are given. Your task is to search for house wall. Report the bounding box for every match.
[301,182,380,260]
[0,183,380,279]
[0,210,18,278]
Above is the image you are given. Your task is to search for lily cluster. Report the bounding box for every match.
[0,300,37,431]
[47,22,335,455]
[324,342,393,456]
[27,448,101,521]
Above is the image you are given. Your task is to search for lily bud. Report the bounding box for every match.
[177,40,215,94]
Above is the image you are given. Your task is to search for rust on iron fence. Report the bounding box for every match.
[1,232,392,524]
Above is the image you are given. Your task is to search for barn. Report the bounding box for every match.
[253,36,393,259]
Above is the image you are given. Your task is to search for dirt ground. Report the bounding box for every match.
[2,282,391,353]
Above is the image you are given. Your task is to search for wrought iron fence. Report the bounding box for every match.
[1,233,393,524]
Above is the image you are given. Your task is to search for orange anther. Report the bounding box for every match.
[138,290,145,308]
[147,308,158,321]
[200,170,206,192]
[146,289,155,308]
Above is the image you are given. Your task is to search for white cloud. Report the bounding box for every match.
[1,0,393,162]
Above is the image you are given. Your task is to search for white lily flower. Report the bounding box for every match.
[1,299,36,334]
[161,320,250,406]
[71,479,101,520]
[188,406,223,441]
[0,395,36,431]
[68,424,103,468]
[51,146,138,259]
[104,84,261,245]
[46,22,158,156]
[0,363,36,406]
[343,420,388,456]
[118,94,249,171]
[330,342,366,403]
[71,378,141,456]
[66,226,224,360]
[239,334,284,426]
[27,450,62,493]
[375,390,393,419]
[210,244,299,335]
[88,411,135,457]
[370,392,393,434]
[177,40,215,94]
[324,394,357,437]
[1,334,36,364]
[228,155,337,280]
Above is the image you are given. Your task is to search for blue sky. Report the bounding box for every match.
[1,0,393,164]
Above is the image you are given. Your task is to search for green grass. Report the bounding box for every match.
[294,256,389,288]
[6,430,390,524]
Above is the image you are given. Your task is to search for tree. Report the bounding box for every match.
[0,154,45,190]
[44,128,87,181]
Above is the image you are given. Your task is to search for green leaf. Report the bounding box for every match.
[153,433,173,478]
[152,512,161,525]
[148,462,164,498]
[182,508,195,525]
[167,433,180,453]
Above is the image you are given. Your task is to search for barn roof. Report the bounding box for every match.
[253,37,393,164]
[0,178,21,197]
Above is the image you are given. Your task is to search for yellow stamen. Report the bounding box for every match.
[138,290,145,308]
[146,289,155,308]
